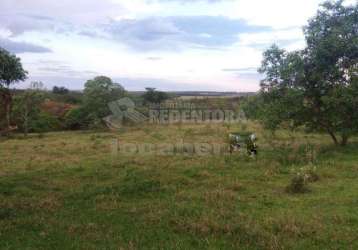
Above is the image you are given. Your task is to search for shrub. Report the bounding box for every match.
[64,107,90,130]
[302,164,319,182]
[286,174,308,194]
[286,164,319,193]
[29,112,61,133]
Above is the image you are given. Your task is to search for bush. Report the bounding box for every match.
[302,164,319,182]
[286,164,319,193]
[64,107,90,130]
[64,106,108,130]
[286,175,308,194]
[29,112,61,133]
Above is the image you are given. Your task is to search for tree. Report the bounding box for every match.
[258,0,358,146]
[13,82,44,136]
[52,86,69,95]
[83,76,125,125]
[142,87,169,104]
[0,48,27,130]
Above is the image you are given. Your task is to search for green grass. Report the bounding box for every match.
[0,123,357,249]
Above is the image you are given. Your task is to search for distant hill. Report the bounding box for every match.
[129,91,257,98]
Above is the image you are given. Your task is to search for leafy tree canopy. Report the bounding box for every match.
[258,0,358,146]
[0,47,27,129]
[83,76,126,123]
[0,48,27,87]
[142,87,169,104]
[52,86,69,95]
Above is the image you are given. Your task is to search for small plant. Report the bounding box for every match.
[286,164,319,193]
[302,164,319,182]
[286,174,308,193]
[300,164,319,182]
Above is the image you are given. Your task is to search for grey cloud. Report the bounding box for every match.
[78,30,100,37]
[0,37,51,53]
[38,65,79,76]
[0,0,274,53]
[0,13,56,35]
[247,38,303,51]
[106,17,182,51]
[221,67,262,81]
[152,0,226,3]
[20,14,55,21]
[236,73,262,82]
[147,57,162,60]
[36,60,98,77]
[222,67,258,73]
[0,0,125,35]
[107,16,271,51]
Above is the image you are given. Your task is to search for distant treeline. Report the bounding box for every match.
[3,77,248,135]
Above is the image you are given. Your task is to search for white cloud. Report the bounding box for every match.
[228,0,323,29]
[2,0,343,91]
[237,27,305,50]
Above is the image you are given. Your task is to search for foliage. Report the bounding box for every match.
[52,86,69,95]
[0,48,27,87]
[142,87,169,104]
[12,82,61,134]
[240,95,264,121]
[0,47,27,129]
[40,100,74,119]
[286,175,308,194]
[64,107,91,130]
[29,111,61,133]
[46,90,84,105]
[286,164,319,193]
[12,82,45,135]
[83,76,126,122]
[258,1,358,146]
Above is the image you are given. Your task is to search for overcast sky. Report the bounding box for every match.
[1,0,353,91]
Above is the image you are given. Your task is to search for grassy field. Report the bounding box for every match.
[0,123,358,249]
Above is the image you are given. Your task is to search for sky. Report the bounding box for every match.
[0,0,352,91]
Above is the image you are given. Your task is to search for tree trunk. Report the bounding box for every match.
[24,103,29,137]
[3,89,12,129]
[6,101,11,128]
[341,134,349,146]
[327,129,339,146]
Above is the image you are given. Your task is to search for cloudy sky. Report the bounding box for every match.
[1,0,351,91]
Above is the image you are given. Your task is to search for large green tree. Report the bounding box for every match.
[258,0,358,146]
[0,48,27,130]
[83,76,125,125]
[142,87,169,104]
